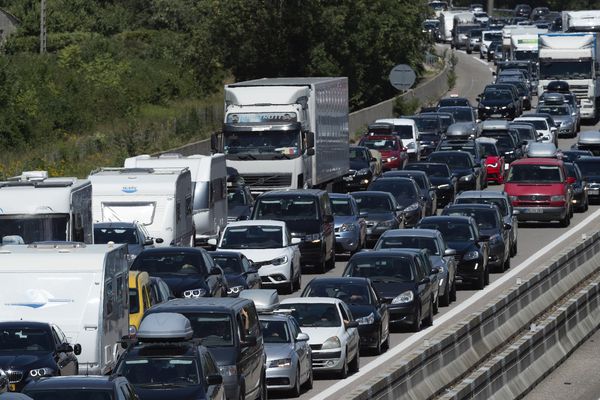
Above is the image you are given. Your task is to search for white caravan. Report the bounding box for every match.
[89,167,193,247]
[0,243,129,374]
[124,153,227,246]
[0,171,93,244]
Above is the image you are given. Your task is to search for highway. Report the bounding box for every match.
[272,45,600,400]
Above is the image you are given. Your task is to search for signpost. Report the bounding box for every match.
[388,64,416,91]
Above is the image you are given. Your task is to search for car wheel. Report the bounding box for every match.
[290,366,301,397]
[326,248,336,270]
[475,268,485,290]
[259,374,267,400]
[293,267,301,291]
[503,254,511,272]
[510,239,517,257]
[423,297,434,327]
[338,352,349,379]
[374,330,383,355]
[411,305,421,332]
[349,349,360,373]
[559,211,571,227]
[303,360,313,390]
[383,329,390,350]
[569,205,574,218]
[440,279,451,307]
[433,293,439,315]
[484,265,490,285]
[316,257,327,274]
[450,278,457,302]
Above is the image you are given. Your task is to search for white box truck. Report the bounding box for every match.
[563,10,600,33]
[0,242,129,374]
[440,10,461,44]
[212,77,349,192]
[538,33,600,120]
[89,167,194,247]
[0,171,93,244]
[509,28,547,62]
[124,153,227,247]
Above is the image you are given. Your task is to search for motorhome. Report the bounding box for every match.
[89,167,194,247]
[0,171,93,244]
[124,153,227,247]
[0,243,129,374]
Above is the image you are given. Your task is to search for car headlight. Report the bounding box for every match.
[30,368,54,378]
[271,255,289,266]
[387,156,398,162]
[339,223,356,232]
[227,285,245,295]
[407,142,416,149]
[356,312,375,325]
[551,195,566,202]
[377,220,395,228]
[460,174,474,182]
[322,336,342,350]
[357,168,371,176]
[464,250,480,261]
[561,121,573,127]
[404,203,420,212]
[488,163,498,168]
[219,365,238,376]
[437,184,450,189]
[269,358,292,368]
[183,288,207,298]
[128,325,137,337]
[392,290,414,304]
[305,233,321,243]
[509,195,518,202]
[505,150,514,155]
[500,105,508,110]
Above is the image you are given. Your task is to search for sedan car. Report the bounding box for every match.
[405,162,457,207]
[428,151,482,191]
[564,162,589,212]
[301,277,389,354]
[477,89,519,121]
[368,177,425,227]
[537,104,576,138]
[330,193,366,254]
[416,216,490,289]
[382,170,437,215]
[350,191,404,245]
[513,116,557,146]
[278,298,360,379]
[215,220,301,294]
[209,251,261,297]
[343,250,437,332]
[0,322,81,392]
[561,150,594,163]
[260,313,312,396]
[22,376,137,400]
[575,156,600,204]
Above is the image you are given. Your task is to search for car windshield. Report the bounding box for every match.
[507,164,563,183]
[350,148,369,161]
[376,236,439,255]
[479,142,499,156]
[221,225,283,249]
[538,106,569,116]
[94,227,138,245]
[345,256,414,282]
[418,221,474,241]
[518,120,548,130]
[227,188,248,207]
[438,144,476,156]
[24,390,115,400]
[260,320,291,343]
[132,252,207,275]
[575,160,600,176]
[369,180,417,201]
[444,209,499,230]
[456,197,508,216]
[352,194,393,212]
[418,133,441,142]
[439,98,469,107]
[393,125,415,139]
[117,356,200,387]
[254,196,318,220]
[330,198,353,216]
[438,107,473,123]
[483,90,512,101]
[484,32,503,41]
[304,282,371,305]
[429,153,471,168]
[278,303,341,328]
[180,313,234,346]
[405,164,450,177]
[212,255,244,274]
[513,127,536,140]
[0,328,52,352]
[361,138,400,150]
[412,117,439,132]
[493,136,514,152]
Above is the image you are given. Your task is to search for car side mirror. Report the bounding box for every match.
[345,321,359,329]
[207,238,218,246]
[567,176,576,184]
[56,343,73,353]
[444,248,456,256]
[209,267,222,275]
[246,267,258,275]
[480,234,491,241]
[396,205,403,211]
[291,237,302,245]
[206,374,223,385]
[419,277,430,284]
[242,335,257,347]
[296,332,310,342]
[359,211,369,218]
[143,238,154,246]
[324,214,334,223]
[73,343,82,355]
[430,267,442,275]
[155,238,164,244]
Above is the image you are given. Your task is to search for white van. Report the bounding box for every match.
[0,171,93,244]
[89,167,194,247]
[375,118,421,160]
[124,153,227,247]
[0,243,129,374]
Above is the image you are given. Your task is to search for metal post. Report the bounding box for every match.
[40,0,46,54]
[487,0,494,17]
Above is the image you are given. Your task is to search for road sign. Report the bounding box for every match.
[389,64,416,91]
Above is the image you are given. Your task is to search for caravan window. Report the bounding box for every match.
[0,214,69,243]
[101,202,155,225]
[193,182,209,211]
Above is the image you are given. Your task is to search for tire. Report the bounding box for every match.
[432,293,439,315]
[349,349,360,373]
[503,254,511,272]
[475,269,485,290]
[450,279,457,302]
[411,306,421,332]
[510,238,517,257]
[316,257,326,274]
[484,265,490,285]
[290,366,301,397]
[383,330,390,350]
[338,352,349,379]
[258,375,267,400]
[293,267,301,291]
[423,298,434,327]
[569,205,574,218]
[440,280,451,307]
[303,361,313,390]
[374,330,383,355]
[559,211,571,227]
[326,248,336,270]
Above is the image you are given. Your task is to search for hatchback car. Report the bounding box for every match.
[428,151,482,191]
[22,376,136,400]
[349,191,404,245]
[209,251,262,296]
[513,116,557,145]
[405,162,457,207]
[575,131,600,156]
[368,177,425,227]
[478,89,519,120]
[358,135,408,171]
[343,146,378,191]
[329,193,367,254]
[382,170,437,215]
[536,104,576,137]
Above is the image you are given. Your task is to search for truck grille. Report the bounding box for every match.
[569,85,589,99]
[242,174,292,188]
[518,195,550,201]
[7,370,23,383]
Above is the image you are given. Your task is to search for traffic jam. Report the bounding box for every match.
[2,2,600,400]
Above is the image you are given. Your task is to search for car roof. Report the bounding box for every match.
[307,277,370,285]
[258,313,294,323]
[419,215,474,224]
[350,249,419,258]
[511,157,562,166]
[350,191,392,197]
[429,150,471,157]
[257,189,327,197]
[208,251,242,258]
[445,203,499,212]
[23,376,119,390]
[456,190,508,199]
[380,228,440,238]
[94,222,138,229]
[280,297,344,305]
[225,220,287,228]
[482,120,510,130]
[148,297,252,313]
[0,321,51,330]
[329,193,353,199]
[138,247,206,256]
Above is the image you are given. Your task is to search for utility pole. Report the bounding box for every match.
[40,0,46,54]
[487,0,494,16]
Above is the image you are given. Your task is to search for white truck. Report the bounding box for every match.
[0,242,129,374]
[124,153,227,247]
[509,28,547,62]
[212,77,349,192]
[89,167,194,247]
[562,10,600,33]
[440,10,461,43]
[0,171,93,244]
[538,33,600,120]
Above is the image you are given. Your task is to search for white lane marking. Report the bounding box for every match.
[489,67,495,73]
[474,57,489,66]
[310,207,600,400]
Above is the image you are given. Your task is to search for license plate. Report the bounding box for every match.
[589,189,599,195]
[525,208,544,213]
[9,384,16,392]
[343,176,353,182]
[504,163,509,170]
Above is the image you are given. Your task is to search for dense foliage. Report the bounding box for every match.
[0,0,429,176]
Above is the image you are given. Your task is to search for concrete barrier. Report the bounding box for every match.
[343,231,600,400]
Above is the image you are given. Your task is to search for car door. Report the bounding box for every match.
[413,256,431,316]
[203,252,226,296]
[352,198,367,246]
[321,193,335,259]
[239,304,263,398]
[200,348,223,400]
[370,283,389,340]
[288,318,309,382]
[51,325,77,376]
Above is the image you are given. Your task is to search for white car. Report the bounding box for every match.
[513,117,557,145]
[213,220,301,294]
[278,297,360,378]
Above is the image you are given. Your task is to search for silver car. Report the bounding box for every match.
[536,104,576,138]
[330,193,366,254]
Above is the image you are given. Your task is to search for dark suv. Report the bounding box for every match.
[514,4,532,18]
[478,89,520,121]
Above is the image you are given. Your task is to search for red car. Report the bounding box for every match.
[359,134,408,171]
[476,137,506,184]
[504,158,573,227]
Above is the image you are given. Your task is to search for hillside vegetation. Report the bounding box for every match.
[0,0,429,177]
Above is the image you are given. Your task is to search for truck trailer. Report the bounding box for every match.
[563,10,600,33]
[212,77,349,193]
[509,27,547,63]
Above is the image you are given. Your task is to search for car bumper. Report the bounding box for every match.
[382,158,404,170]
[365,227,390,245]
[586,186,600,199]
[297,241,325,266]
[357,323,381,349]
[403,209,421,227]
[223,374,241,400]
[478,109,516,120]
[386,302,419,325]
[486,168,504,184]
[514,206,567,221]
[457,179,477,191]
[266,366,296,390]
[488,241,506,267]
[343,175,372,191]
[257,262,293,285]
[311,349,345,371]
[456,259,484,282]
[335,231,360,253]
[435,187,454,207]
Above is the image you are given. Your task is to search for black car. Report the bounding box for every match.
[435,139,488,188]
[575,157,600,203]
[209,251,262,296]
[481,131,523,164]
[483,84,523,116]
[416,131,443,157]
[564,162,589,212]
[442,204,511,272]
[343,250,437,332]
[419,112,455,134]
[0,322,81,392]
[115,314,225,400]
[22,376,136,400]
[436,106,476,124]
[416,216,490,289]
[562,150,594,163]
[343,146,377,191]
[499,79,531,111]
[428,151,481,191]
[437,97,472,109]
[301,277,390,354]
[405,162,457,207]
[546,80,570,93]
[349,191,404,245]
[367,177,425,227]
[382,170,437,216]
[478,89,519,120]
[131,247,228,298]
[514,3,532,18]
[148,276,175,304]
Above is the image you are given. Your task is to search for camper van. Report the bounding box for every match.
[124,153,227,247]
[89,167,194,247]
[0,171,93,244]
[0,243,129,375]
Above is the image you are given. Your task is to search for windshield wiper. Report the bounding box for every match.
[237,153,257,160]
[273,153,291,160]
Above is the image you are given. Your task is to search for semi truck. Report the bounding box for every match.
[212,77,349,193]
[562,10,600,33]
[538,33,600,120]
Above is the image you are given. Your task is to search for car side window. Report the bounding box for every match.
[119,383,136,400]
[50,327,62,347]
[290,318,302,337]
[241,304,260,338]
[241,257,252,272]
[413,258,425,281]
[203,252,215,270]
[339,304,350,323]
